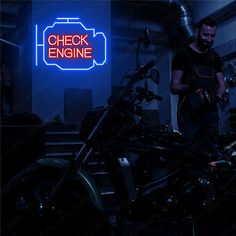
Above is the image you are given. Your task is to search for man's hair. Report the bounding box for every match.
[196,16,217,29]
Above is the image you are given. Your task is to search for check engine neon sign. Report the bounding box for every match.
[35,18,107,70]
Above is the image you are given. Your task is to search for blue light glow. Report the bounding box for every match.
[35,24,37,65]
[35,18,107,71]
[56,17,80,22]
[35,24,44,66]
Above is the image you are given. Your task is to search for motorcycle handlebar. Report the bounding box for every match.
[135,87,163,102]
[113,60,156,103]
[129,59,156,82]
[142,59,156,74]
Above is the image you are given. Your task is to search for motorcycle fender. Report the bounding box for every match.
[36,158,104,210]
[75,169,104,211]
[36,158,71,169]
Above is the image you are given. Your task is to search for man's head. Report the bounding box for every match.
[196,17,217,50]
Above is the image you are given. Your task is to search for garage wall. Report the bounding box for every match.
[32,0,111,123]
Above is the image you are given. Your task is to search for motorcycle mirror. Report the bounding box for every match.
[143,27,150,48]
[151,69,160,84]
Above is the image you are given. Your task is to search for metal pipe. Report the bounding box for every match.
[152,0,195,43]
[170,0,195,43]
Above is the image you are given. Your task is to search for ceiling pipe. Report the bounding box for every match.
[111,0,195,45]
[135,0,196,45]
[157,0,195,43]
[170,0,195,43]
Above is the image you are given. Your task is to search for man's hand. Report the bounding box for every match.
[194,89,220,105]
[203,91,221,105]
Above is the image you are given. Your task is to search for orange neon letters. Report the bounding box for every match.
[48,34,89,46]
[48,47,92,59]
[47,34,92,59]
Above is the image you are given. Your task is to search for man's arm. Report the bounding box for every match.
[215,72,226,98]
[170,70,189,95]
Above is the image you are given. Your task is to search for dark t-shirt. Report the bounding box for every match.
[172,45,223,106]
[172,45,223,77]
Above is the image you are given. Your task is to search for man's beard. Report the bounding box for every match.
[197,35,212,51]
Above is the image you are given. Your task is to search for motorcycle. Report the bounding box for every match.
[2,60,236,236]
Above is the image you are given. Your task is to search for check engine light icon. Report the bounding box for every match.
[35,18,107,70]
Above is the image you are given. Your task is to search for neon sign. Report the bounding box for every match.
[35,18,107,70]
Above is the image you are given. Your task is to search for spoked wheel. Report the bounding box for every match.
[2,164,110,236]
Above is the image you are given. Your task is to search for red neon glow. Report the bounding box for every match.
[47,34,93,59]
[48,34,89,46]
[48,47,92,59]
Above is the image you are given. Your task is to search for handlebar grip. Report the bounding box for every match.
[154,95,163,101]
[142,59,156,74]
[125,59,156,95]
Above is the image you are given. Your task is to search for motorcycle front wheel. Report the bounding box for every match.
[2,164,110,236]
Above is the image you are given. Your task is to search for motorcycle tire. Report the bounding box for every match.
[2,163,110,236]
